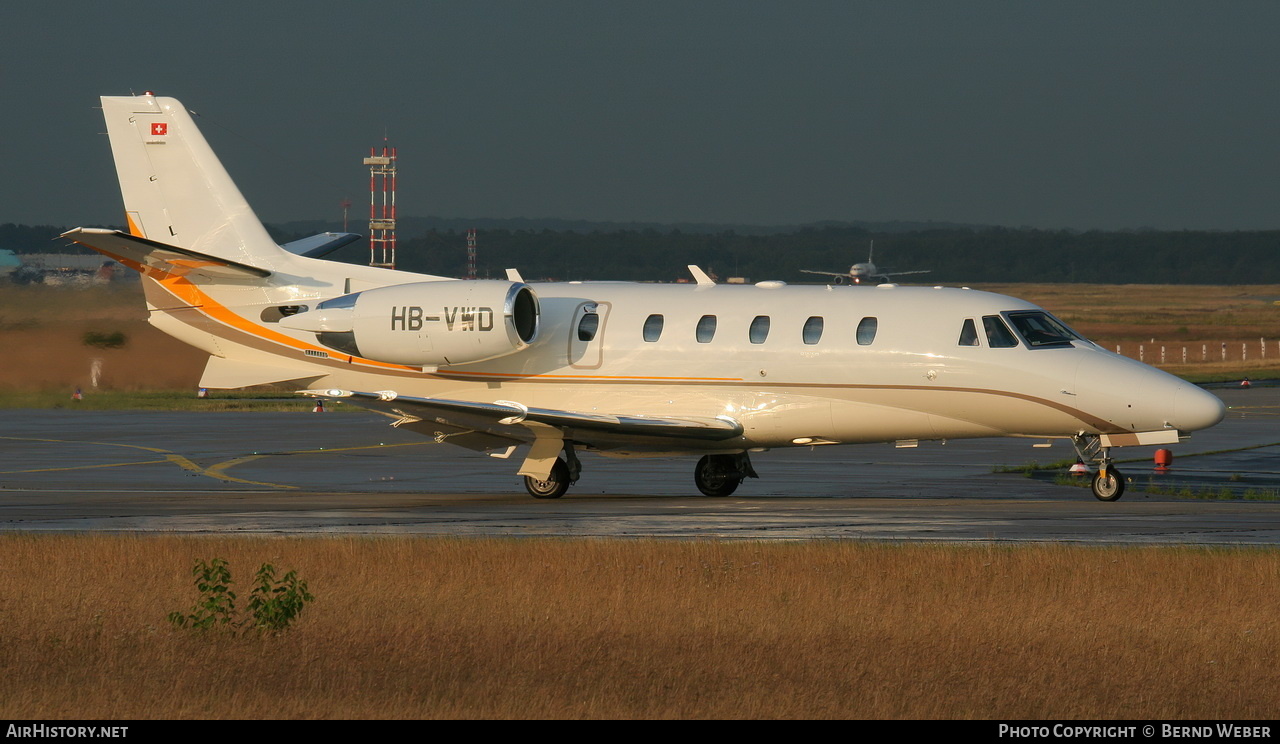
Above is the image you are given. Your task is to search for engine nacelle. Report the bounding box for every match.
[281,280,540,366]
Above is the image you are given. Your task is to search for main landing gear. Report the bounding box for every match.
[523,444,581,499]
[1073,434,1125,502]
[694,453,759,497]
[522,447,759,499]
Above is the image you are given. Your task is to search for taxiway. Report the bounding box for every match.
[1,386,1275,543]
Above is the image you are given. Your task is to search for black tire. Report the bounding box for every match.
[524,458,570,499]
[1091,467,1125,502]
[694,455,741,497]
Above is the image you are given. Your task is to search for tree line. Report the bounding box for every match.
[325,225,1280,285]
[6,221,1278,285]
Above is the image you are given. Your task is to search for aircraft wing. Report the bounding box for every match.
[299,388,744,452]
[882,269,930,277]
[61,228,271,279]
[798,269,851,278]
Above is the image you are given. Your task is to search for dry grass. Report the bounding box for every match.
[976,283,1280,343]
[1,535,1277,720]
[0,284,204,392]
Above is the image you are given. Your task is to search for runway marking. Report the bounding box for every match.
[0,436,295,490]
[1,458,171,474]
[200,442,431,485]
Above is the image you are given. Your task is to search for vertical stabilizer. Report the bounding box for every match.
[101,93,282,268]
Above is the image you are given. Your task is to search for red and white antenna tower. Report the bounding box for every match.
[363,144,397,268]
[466,228,478,280]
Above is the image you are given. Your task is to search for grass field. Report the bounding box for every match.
[973,283,1280,382]
[2,535,1278,720]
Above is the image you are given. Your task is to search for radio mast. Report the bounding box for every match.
[363,144,397,268]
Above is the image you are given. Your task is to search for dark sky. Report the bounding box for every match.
[7,1,1280,230]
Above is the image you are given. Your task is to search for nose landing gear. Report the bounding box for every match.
[1073,434,1126,501]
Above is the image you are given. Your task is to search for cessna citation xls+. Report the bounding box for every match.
[63,94,1225,500]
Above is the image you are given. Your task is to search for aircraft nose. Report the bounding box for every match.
[1173,384,1226,432]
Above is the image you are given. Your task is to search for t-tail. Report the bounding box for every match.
[95,93,284,269]
[60,92,449,390]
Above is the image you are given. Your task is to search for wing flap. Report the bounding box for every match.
[300,389,744,447]
[62,228,271,279]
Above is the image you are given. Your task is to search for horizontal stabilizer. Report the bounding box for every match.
[62,228,271,280]
[280,232,362,258]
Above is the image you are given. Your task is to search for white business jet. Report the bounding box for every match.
[800,241,929,284]
[63,94,1225,501]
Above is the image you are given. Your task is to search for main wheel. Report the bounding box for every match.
[694,454,742,497]
[1091,467,1125,502]
[524,458,570,499]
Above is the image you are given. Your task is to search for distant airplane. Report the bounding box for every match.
[800,242,930,284]
[63,93,1225,502]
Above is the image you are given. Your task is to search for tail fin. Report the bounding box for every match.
[100,93,282,268]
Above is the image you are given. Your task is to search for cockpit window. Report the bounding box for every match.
[1006,311,1080,348]
[982,315,1019,348]
[958,318,979,346]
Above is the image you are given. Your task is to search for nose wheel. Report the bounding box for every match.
[1091,467,1125,501]
[1073,435,1127,502]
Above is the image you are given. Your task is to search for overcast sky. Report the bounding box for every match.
[6,1,1280,230]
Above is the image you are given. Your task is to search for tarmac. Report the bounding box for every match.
[0,385,1276,543]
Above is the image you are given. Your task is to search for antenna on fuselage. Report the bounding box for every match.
[687,265,716,286]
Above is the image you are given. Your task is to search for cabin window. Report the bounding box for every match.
[983,315,1019,348]
[958,318,979,346]
[577,311,600,342]
[696,315,717,343]
[643,314,664,342]
[802,316,824,345]
[1006,311,1079,348]
[749,316,770,344]
[856,316,878,345]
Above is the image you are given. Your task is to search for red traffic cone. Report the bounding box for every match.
[313,399,325,413]
[1069,459,1089,477]
[72,388,82,401]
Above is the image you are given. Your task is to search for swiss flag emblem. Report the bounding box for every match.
[151,122,168,136]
